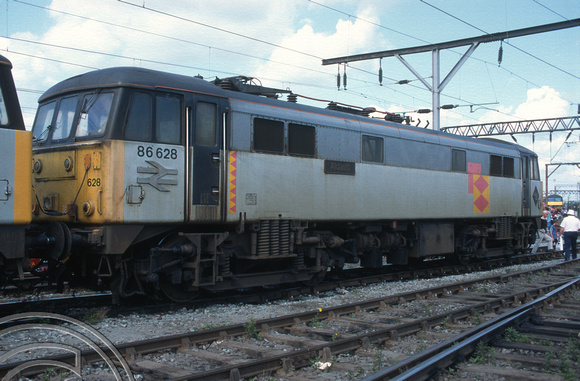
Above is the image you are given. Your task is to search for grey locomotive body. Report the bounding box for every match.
[28,68,542,301]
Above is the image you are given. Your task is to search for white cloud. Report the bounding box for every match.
[254,6,386,93]
[513,86,569,120]
[3,0,578,193]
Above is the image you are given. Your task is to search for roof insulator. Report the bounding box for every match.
[361,107,376,117]
[219,80,233,90]
[287,93,297,103]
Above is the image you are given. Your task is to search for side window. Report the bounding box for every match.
[452,149,466,172]
[156,94,181,144]
[253,117,284,153]
[195,101,216,147]
[490,155,502,176]
[531,157,540,180]
[125,92,152,141]
[52,96,79,141]
[503,157,514,178]
[76,92,113,138]
[490,155,515,177]
[32,101,56,143]
[362,135,383,163]
[0,88,8,126]
[288,123,315,156]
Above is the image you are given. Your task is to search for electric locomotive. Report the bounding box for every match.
[0,54,32,282]
[546,193,564,210]
[28,67,542,302]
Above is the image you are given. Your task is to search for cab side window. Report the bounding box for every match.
[195,101,217,147]
[125,92,152,141]
[76,92,113,138]
[156,94,181,144]
[0,88,8,126]
[124,92,181,144]
[531,157,540,180]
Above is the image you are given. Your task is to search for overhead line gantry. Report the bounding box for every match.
[322,18,580,131]
[440,116,580,138]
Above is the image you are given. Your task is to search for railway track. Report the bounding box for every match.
[363,273,580,380]
[0,257,577,380]
[0,251,561,318]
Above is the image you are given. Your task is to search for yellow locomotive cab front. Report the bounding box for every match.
[32,140,126,224]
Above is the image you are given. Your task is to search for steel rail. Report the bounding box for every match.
[0,257,574,379]
[0,251,559,318]
[363,275,580,380]
[171,279,573,380]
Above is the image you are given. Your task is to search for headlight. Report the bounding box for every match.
[64,156,74,172]
[82,200,95,216]
[33,160,43,173]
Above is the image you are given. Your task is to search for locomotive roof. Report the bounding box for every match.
[0,54,13,69]
[38,66,534,156]
[39,66,230,102]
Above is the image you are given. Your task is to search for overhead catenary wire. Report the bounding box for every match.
[6,0,440,115]
[533,0,569,21]
[5,0,577,128]
[310,0,576,117]
[11,0,330,77]
[420,0,580,81]
[0,1,500,119]
[117,0,323,60]
[113,0,506,118]
[7,0,428,113]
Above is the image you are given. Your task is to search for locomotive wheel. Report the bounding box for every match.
[159,279,200,303]
[154,234,200,302]
[303,268,328,286]
[45,222,72,260]
[303,250,331,286]
[456,252,470,265]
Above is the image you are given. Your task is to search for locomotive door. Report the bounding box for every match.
[188,95,227,222]
[521,153,541,217]
[522,156,530,215]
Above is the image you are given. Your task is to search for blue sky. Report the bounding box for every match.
[1,0,579,195]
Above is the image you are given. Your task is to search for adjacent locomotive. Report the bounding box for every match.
[546,193,564,210]
[0,54,32,282]
[27,67,542,301]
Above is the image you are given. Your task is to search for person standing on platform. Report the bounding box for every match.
[559,210,580,261]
